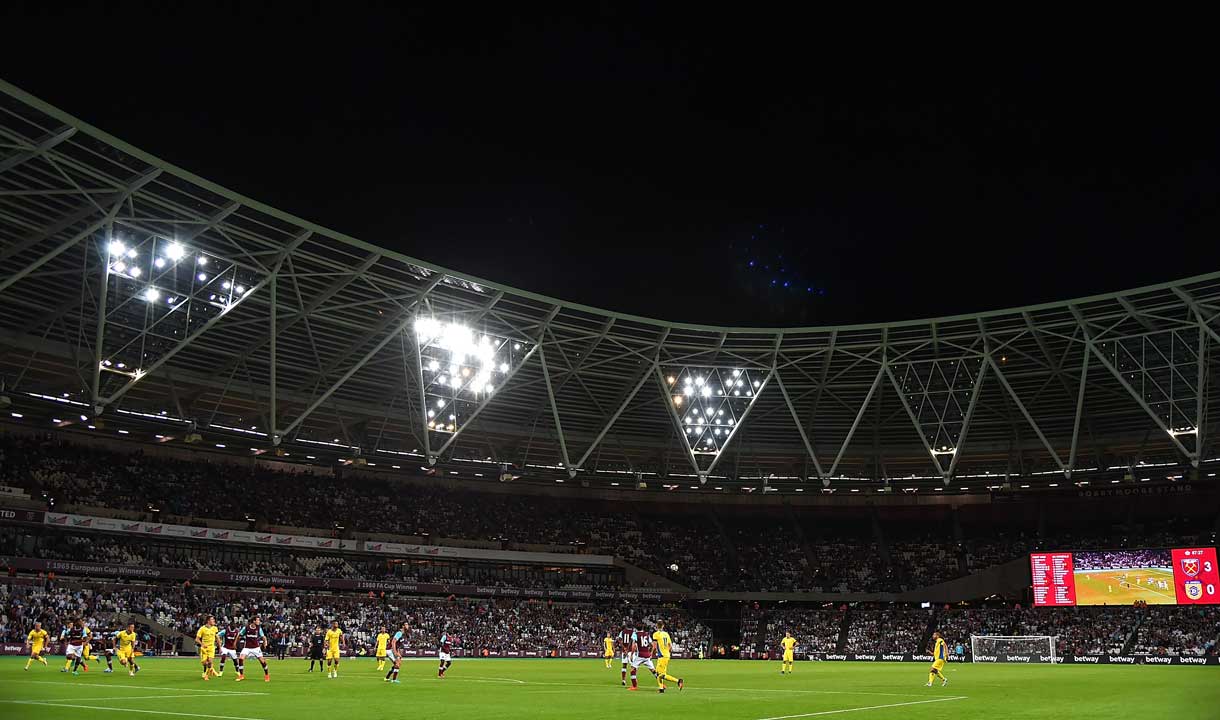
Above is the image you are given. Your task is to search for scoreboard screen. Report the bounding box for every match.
[1030,547,1219,607]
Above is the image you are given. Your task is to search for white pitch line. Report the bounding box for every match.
[395,677,933,698]
[11,679,267,695]
[459,675,527,684]
[2,695,213,703]
[9,701,266,720]
[757,695,968,720]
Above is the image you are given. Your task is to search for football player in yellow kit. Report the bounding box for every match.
[25,622,50,670]
[651,622,684,693]
[780,631,797,674]
[926,631,949,687]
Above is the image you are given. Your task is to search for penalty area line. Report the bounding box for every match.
[757,695,968,720]
[11,679,267,695]
[8,701,267,720]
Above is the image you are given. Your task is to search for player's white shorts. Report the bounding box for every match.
[631,655,656,671]
[438,651,452,663]
[220,647,239,660]
[385,649,398,663]
[620,652,634,664]
[66,644,84,658]
[239,647,264,659]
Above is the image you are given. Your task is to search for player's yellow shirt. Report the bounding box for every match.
[27,629,49,648]
[932,638,947,662]
[652,630,673,659]
[325,628,343,652]
[375,632,390,655]
[117,630,138,651]
[604,636,615,655]
[196,625,219,649]
[781,636,797,654]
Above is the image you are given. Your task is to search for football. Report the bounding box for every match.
[669,563,679,572]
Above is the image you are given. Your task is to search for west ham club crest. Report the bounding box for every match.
[1180,558,1200,578]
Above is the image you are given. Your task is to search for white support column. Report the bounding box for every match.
[571,328,670,472]
[281,272,445,439]
[538,343,573,476]
[1069,305,1196,461]
[827,365,884,478]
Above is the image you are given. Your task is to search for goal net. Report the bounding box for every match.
[969,635,1058,663]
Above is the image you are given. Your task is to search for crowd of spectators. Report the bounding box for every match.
[1014,606,1140,655]
[741,603,846,654]
[0,581,711,657]
[1,432,1214,596]
[1131,606,1220,657]
[1073,549,1172,571]
[842,605,931,653]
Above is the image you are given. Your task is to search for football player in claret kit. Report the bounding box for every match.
[95,626,116,673]
[375,626,391,671]
[307,625,325,673]
[216,620,243,677]
[651,621,683,693]
[437,630,454,678]
[385,621,409,684]
[324,620,344,678]
[63,618,91,675]
[116,622,141,676]
[627,624,657,691]
[616,625,635,686]
[603,631,615,669]
[24,621,50,670]
[195,616,220,680]
[925,631,949,687]
[237,617,271,683]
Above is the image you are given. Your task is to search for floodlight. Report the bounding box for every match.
[166,242,186,261]
[108,240,125,256]
[130,267,141,277]
[113,261,127,273]
[428,360,440,372]
[125,248,137,259]
[222,281,232,289]
[154,257,166,269]
[235,285,245,294]
[500,362,510,373]
[197,256,208,265]
[144,287,160,302]
[436,399,445,408]
[198,273,207,281]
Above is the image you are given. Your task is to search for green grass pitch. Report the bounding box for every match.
[1074,568,1178,605]
[1,656,1217,720]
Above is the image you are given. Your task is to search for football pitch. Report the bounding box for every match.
[0,656,1217,720]
[1075,568,1178,605]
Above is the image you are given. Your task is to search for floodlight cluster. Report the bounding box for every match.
[415,318,519,433]
[100,234,258,380]
[668,367,764,457]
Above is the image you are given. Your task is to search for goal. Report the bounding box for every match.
[969,635,1058,663]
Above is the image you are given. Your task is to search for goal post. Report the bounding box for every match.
[969,635,1058,663]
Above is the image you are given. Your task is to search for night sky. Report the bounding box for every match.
[4,6,1219,326]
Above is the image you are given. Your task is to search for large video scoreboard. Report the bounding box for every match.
[1031,547,1219,607]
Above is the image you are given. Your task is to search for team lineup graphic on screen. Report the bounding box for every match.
[1031,547,1219,607]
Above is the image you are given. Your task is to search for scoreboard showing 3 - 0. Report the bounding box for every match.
[1171,548,1219,604]
[1031,546,1220,606]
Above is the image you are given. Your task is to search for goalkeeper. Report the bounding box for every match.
[925,631,949,687]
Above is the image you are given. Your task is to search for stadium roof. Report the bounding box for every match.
[1,78,1217,492]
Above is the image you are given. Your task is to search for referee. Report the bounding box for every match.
[307,626,325,673]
